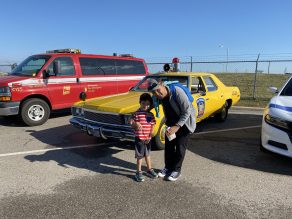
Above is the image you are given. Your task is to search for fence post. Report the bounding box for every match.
[252,54,260,99]
[190,56,193,72]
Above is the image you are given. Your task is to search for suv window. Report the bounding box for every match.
[203,76,217,92]
[11,55,50,77]
[116,60,146,75]
[46,57,75,76]
[79,58,116,75]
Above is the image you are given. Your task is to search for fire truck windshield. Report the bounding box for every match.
[10,55,51,77]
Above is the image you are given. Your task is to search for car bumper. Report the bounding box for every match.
[70,117,135,141]
[261,119,292,157]
[0,101,20,116]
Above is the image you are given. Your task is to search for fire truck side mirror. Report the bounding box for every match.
[79,92,87,101]
[11,63,18,70]
[53,60,61,75]
[43,69,50,78]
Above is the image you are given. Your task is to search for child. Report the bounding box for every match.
[130,93,158,182]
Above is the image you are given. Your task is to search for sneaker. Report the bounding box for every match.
[135,171,145,182]
[158,168,168,178]
[147,169,158,178]
[167,171,181,181]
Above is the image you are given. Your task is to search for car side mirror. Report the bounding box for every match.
[268,87,278,94]
[11,63,18,70]
[43,69,50,78]
[200,91,206,96]
[79,92,87,101]
[53,61,61,75]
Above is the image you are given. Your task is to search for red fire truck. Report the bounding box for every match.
[0,49,149,126]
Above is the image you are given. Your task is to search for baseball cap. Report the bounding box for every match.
[147,78,160,91]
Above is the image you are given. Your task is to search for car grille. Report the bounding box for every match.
[84,111,125,125]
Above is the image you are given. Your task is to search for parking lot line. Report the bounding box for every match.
[195,125,261,135]
[0,125,261,158]
[0,143,111,158]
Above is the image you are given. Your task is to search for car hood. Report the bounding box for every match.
[0,75,30,86]
[80,91,144,114]
[269,96,292,121]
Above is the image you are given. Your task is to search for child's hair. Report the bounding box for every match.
[139,93,154,110]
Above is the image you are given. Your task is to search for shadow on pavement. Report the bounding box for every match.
[189,117,292,176]
[25,144,137,180]
[26,123,137,180]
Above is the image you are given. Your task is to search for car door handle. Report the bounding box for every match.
[206,98,209,101]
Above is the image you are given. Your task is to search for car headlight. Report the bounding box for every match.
[124,114,132,125]
[264,114,290,130]
[72,107,84,117]
[0,86,11,101]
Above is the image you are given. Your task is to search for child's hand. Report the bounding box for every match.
[145,139,151,144]
[132,122,142,131]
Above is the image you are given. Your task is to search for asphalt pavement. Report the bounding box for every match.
[1,108,292,218]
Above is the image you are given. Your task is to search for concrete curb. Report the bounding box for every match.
[232,106,264,112]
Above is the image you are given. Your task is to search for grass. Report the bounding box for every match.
[1,72,290,107]
[215,73,291,107]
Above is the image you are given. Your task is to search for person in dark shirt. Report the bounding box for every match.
[148,79,196,181]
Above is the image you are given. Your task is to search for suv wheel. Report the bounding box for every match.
[21,98,50,126]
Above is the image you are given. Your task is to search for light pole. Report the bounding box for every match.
[219,44,229,73]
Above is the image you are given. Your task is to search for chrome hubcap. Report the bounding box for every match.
[28,105,45,121]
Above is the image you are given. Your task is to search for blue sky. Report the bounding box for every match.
[1,0,292,65]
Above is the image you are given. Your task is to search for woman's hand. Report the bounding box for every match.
[166,125,180,136]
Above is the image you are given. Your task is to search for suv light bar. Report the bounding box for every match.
[46,48,81,54]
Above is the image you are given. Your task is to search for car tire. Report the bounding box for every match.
[21,98,50,126]
[153,119,166,150]
[215,101,228,122]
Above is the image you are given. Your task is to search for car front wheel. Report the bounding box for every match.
[21,98,50,126]
[153,119,166,150]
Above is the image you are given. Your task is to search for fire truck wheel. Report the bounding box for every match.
[21,98,50,126]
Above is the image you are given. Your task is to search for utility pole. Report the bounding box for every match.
[226,48,229,73]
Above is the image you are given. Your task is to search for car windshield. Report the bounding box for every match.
[280,77,292,96]
[10,55,51,77]
[131,75,189,92]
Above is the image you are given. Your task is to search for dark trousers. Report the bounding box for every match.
[165,125,191,172]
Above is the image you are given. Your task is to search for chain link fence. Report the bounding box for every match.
[146,57,292,100]
[1,58,292,100]
[0,64,12,75]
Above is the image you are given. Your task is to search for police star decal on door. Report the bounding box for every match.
[196,98,205,118]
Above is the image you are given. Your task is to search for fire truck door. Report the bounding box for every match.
[44,57,82,109]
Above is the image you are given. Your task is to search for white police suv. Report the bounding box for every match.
[261,76,292,157]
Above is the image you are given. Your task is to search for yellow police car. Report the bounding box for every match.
[70,69,240,149]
